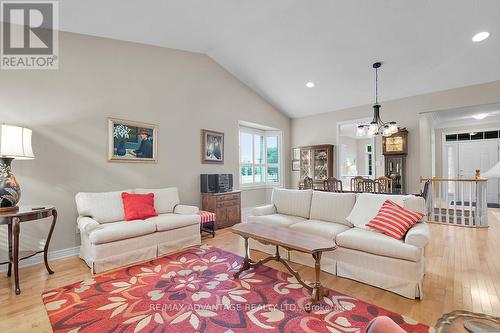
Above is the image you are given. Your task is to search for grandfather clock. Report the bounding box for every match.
[383,129,408,194]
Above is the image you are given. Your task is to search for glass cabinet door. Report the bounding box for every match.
[313,149,329,181]
[300,149,311,179]
[386,156,404,193]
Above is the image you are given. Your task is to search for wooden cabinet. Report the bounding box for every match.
[202,191,241,229]
[298,144,334,189]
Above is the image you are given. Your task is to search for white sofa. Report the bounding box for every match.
[75,187,200,273]
[247,188,431,299]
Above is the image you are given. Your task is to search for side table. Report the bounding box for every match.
[0,205,57,294]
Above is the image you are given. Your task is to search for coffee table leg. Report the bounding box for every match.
[234,237,251,278]
[305,251,324,312]
[312,252,323,301]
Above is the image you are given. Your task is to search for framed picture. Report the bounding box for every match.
[292,160,300,171]
[108,118,158,163]
[201,129,224,164]
[293,148,300,160]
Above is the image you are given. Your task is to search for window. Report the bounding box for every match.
[365,144,373,177]
[239,127,282,187]
[445,130,500,141]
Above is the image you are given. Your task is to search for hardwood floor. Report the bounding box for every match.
[1,210,500,332]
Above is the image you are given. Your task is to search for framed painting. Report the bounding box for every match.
[292,148,300,160]
[201,129,224,164]
[108,118,158,163]
[292,160,300,171]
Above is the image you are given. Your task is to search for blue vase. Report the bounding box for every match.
[0,158,21,211]
[117,142,126,156]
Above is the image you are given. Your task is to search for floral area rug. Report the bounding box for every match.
[42,245,430,332]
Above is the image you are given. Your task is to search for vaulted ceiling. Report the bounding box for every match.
[59,0,500,118]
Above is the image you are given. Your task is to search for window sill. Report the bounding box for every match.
[239,184,283,191]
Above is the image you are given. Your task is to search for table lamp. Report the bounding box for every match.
[0,124,35,212]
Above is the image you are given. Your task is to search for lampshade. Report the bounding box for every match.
[0,124,34,159]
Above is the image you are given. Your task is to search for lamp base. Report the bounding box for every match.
[0,205,19,214]
[0,157,21,211]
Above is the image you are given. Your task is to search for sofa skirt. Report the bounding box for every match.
[335,247,424,299]
[248,240,424,299]
[80,224,201,274]
[157,224,201,256]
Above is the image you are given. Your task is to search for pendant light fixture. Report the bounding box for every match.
[357,62,398,137]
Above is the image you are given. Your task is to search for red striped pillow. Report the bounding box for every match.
[366,200,425,240]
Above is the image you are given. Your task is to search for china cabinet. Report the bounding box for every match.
[298,144,334,189]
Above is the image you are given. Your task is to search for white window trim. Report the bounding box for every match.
[239,126,283,190]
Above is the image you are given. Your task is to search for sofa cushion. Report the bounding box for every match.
[246,214,306,228]
[289,220,350,240]
[75,190,132,223]
[336,227,421,262]
[121,192,158,221]
[271,188,313,219]
[366,200,424,240]
[346,193,406,228]
[88,220,156,245]
[147,213,199,232]
[309,191,356,226]
[135,187,180,214]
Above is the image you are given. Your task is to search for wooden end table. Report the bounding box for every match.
[231,223,336,312]
[0,205,57,294]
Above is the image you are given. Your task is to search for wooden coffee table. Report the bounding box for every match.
[231,223,336,312]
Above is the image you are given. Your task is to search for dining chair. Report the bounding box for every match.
[323,177,343,192]
[302,176,314,190]
[351,176,365,191]
[359,178,377,193]
[376,176,393,193]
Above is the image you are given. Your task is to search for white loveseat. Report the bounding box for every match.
[75,187,200,273]
[247,188,431,299]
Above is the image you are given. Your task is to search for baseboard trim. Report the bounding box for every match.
[0,246,80,272]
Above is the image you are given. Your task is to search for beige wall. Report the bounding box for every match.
[292,80,500,193]
[0,32,290,252]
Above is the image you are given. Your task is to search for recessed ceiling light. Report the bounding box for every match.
[306,81,315,88]
[472,113,488,120]
[472,31,490,42]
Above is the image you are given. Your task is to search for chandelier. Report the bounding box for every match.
[356,62,398,137]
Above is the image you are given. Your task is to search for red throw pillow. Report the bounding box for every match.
[366,200,425,240]
[121,192,158,221]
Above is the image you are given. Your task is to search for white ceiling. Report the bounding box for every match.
[431,103,500,128]
[56,0,500,118]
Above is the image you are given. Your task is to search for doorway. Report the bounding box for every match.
[337,120,376,190]
[443,134,500,204]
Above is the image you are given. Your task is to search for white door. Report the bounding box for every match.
[458,140,499,204]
